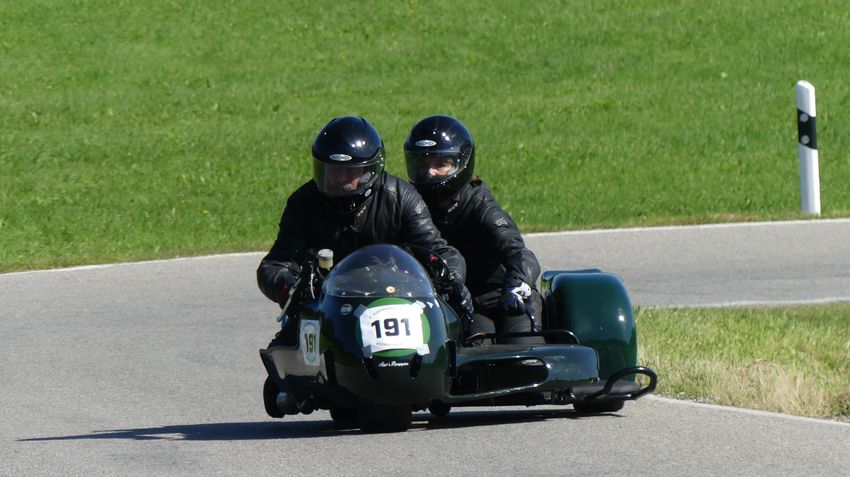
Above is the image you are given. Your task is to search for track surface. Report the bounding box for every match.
[2,220,849,476]
[530,219,850,307]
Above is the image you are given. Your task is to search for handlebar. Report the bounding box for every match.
[275,253,325,322]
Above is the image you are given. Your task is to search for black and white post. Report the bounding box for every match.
[796,80,820,215]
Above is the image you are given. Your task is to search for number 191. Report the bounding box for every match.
[370,318,411,339]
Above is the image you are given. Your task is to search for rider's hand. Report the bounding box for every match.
[276,266,301,305]
[499,280,531,316]
[449,279,475,319]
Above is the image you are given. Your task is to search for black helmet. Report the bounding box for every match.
[404,115,475,204]
[312,116,385,214]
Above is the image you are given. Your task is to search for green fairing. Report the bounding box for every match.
[321,295,453,405]
[540,270,638,380]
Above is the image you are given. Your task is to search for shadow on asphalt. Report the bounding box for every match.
[19,408,622,441]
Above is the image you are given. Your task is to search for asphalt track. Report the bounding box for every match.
[2,219,849,476]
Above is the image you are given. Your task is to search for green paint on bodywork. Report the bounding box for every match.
[541,270,638,380]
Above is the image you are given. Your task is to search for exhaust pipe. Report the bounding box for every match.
[276,392,299,415]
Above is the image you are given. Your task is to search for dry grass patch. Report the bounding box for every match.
[638,304,850,421]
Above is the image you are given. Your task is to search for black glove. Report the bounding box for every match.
[449,279,475,320]
[499,280,531,316]
[276,266,301,305]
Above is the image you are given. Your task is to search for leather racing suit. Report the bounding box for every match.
[257,172,468,320]
[427,179,543,344]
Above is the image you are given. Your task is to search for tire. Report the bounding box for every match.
[573,400,625,414]
[263,376,284,418]
[358,402,412,432]
[330,406,358,426]
[427,400,451,418]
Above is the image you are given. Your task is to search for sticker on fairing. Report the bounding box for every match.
[299,320,320,367]
[356,302,429,357]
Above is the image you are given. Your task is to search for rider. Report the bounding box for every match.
[257,116,473,338]
[404,115,543,344]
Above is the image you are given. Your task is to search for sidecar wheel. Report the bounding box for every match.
[263,377,284,418]
[574,399,624,414]
[358,403,412,432]
[427,400,451,418]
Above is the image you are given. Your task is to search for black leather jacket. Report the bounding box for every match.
[429,179,540,299]
[257,172,466,303]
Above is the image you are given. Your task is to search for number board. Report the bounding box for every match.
[299,319,321,367]
[356,300,429,357]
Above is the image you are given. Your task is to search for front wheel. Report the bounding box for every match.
[263,377,284,418]
[358,402,412,432]
[573,400,624,414]
[427,400,451,418]
[330,406,358,426]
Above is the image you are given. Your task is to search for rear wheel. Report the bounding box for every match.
[358,402,412,432]
[574,400,624,413]
[263,377,284,418]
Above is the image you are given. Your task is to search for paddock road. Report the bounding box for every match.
[2,219,849,476]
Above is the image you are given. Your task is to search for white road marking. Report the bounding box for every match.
[7,218,850,277]
[526,217,850,237]
[647,395,850,427]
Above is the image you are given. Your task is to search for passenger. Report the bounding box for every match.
[257,116,473,341]
[404,115,543,345]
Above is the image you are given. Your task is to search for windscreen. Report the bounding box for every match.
[323,244,435,298]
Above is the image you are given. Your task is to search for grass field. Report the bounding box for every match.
[2,0,850,271]
[638,304,850,420]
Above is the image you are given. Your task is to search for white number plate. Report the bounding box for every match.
[299,320,321,367]
[357,303,428,356]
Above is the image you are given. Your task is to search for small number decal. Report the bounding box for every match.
[300,320,321,366]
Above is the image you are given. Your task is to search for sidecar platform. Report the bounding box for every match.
[443,342,656,408]
[443,343,597,402]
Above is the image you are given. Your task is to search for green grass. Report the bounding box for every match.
[2,0,850,272]
[638,304,850,420]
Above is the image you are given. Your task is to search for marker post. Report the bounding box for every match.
[796,80,821,215]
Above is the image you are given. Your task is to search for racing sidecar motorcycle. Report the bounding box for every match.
[260,244,656,432]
